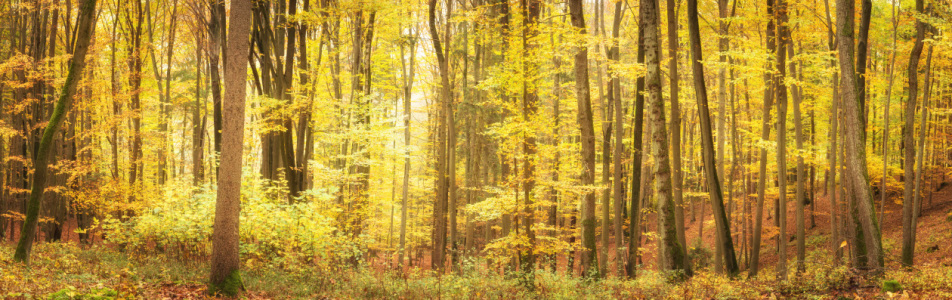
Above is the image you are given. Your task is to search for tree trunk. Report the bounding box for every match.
[773,0,789,280]
[127,0,144,194]
[626,1,646,279]
[878,0,899,229]
[428,0,451,272]
[837,0,883,272]
[568,0,598,278]
[193,29,206,184]
[653,0,690,276]
[902,0,926,268]
[714,0,729,274]
[208,0,252,295]
[688,0,737,277]
[398,24,417,268]
[13,0,97,263]
[788,40,806,274]
[666,0,688,262]
[520,0,541,278]
[749,0,776,276]
[605,0,626,277]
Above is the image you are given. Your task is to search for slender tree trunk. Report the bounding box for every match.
[13,0,97,263]
[823,0,841,264]
[666,0,688,261]
[428,0,451,272]
[911,44,933,267]
[902,0,926,268]
[788,40,806,274]
[688,0,737,276]
[127,0,144,194]
[645,0,690,276]
[879,0,899,228]
[519,0,540,278]
[193,29,206,184]
[607,0,626,277]
[398,24,417,268]
[714,0,730,273]
[773,0,789,280]
[749,0,777,276]
[568,0,598,277]
[626,1,647,279]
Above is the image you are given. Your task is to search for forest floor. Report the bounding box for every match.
[1,176,952,299]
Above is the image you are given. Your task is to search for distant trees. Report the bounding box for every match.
[3,0,950,283]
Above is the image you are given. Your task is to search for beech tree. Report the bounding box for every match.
[208,0,252,295]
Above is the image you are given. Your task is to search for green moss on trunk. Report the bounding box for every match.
[208,270,244,297]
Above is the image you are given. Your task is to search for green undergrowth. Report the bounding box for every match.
[3,243,952,299]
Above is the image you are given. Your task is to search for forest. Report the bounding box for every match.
[1,0,951,298]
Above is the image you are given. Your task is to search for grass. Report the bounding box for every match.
[3,242,952,299]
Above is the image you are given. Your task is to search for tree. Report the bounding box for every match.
[837,0,883,273]
[649,0,690,276]
[626,2,647,279]
[608,0,626,277]
[398,19,417,269]
[208,0,252,295]
[773,0,789,280]
[902,0,926,268]
[428,0,451,272]
[666,0,689,264]
[687,0,738,277]
[520,0,541,278]
[749,0,777,277]
[568,0,598,278]
[14,0,98,264]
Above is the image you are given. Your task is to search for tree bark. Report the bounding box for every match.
[208,0,252,295]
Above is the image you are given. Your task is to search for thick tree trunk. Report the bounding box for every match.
[208,0,252,295]
[837,0,883,272]
[647,0,690,276]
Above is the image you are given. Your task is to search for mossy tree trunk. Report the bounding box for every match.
[14,0,98,264]
[208,0,252,295]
